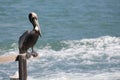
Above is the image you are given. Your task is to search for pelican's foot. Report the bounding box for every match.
[26,53,31,59]
[31,52,38,57]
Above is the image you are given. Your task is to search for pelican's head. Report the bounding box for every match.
[29,12,42,37]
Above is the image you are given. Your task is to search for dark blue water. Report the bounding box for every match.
[0,0,120,80]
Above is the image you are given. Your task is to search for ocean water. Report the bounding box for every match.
[0,0,120,80]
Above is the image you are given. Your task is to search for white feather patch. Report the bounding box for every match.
[35,26,39,31]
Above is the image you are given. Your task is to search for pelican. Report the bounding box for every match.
[18,12,41,57]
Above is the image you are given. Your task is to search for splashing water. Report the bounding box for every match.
[0,36,120,80]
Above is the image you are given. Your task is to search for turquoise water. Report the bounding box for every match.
[0,0,120,80]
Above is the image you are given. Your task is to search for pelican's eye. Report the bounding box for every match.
[32,17,37,20]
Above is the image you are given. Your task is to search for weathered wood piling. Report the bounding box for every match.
[18,54,27,80]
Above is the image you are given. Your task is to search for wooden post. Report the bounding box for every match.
[18,54,27,80]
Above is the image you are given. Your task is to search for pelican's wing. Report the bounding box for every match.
[19,31,29,49]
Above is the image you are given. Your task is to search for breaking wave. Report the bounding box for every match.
[1,36,120,80]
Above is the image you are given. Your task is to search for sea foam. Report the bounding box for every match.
[1,36,120,80]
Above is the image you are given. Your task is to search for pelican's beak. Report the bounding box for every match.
[34,19,42,37]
